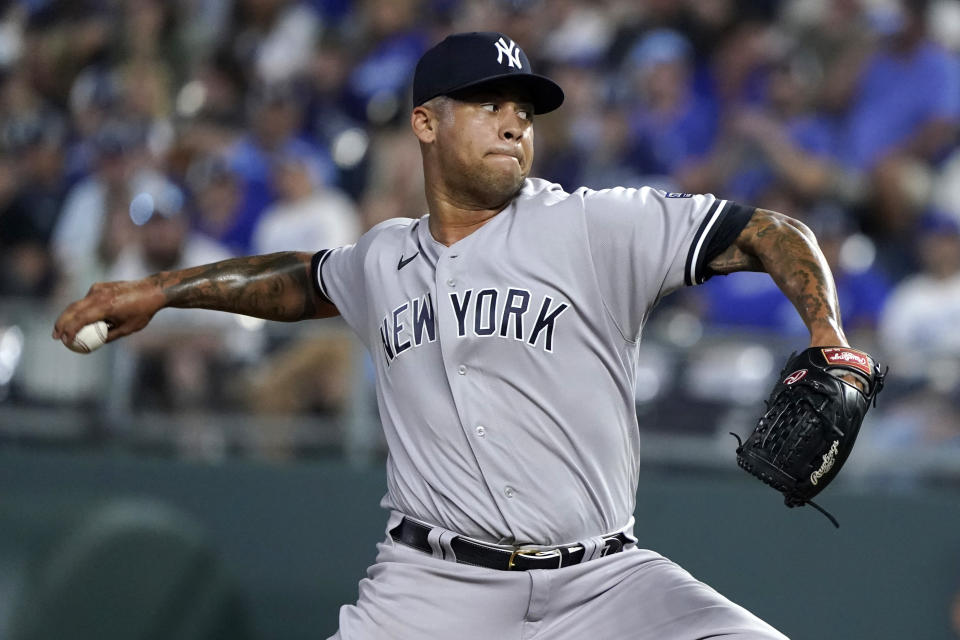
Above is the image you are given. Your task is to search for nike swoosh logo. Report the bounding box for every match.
[397,251,419,270]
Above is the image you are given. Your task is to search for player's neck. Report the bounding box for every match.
[425,192,510,246]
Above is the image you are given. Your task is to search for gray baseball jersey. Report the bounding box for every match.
[313,178,752,546]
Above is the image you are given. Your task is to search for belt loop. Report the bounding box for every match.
[438,530,458,562]
[426,527,446,560]
[621,516,639,547]
[580,536,606,563]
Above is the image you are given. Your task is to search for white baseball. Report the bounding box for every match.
[67,321,109,354]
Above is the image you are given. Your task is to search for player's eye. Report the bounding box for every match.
[517,108,532,121]
[481,103,498,113]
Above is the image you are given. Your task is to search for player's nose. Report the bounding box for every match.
[499,106,528,141]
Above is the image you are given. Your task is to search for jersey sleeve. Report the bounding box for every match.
[310,218,412,340]
[311,245,368,333]
[582,187,753,340]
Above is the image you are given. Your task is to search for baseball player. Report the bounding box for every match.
[54,32,872,639]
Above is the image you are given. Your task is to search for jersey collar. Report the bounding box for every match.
[415,215,442,266]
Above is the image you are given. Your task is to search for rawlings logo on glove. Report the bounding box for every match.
[810,440,839,485]
[732,347,886,527]
[821,347,872,375]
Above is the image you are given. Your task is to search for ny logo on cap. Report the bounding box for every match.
[494,37,523,69]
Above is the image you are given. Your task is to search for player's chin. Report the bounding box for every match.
[469,175,524,209]
[486,172,526,200]
[486,160,526,186]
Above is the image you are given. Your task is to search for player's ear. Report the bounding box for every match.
[411,104,438,144]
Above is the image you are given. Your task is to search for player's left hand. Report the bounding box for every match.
[732,346,886,527]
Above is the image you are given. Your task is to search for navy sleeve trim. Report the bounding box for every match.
[684,200,755,286]
[684,199,723,287]
[700,202,754,282]
[310,250,333,304]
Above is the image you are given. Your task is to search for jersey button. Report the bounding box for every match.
[475,425,486,437]
[504,486,515,499]
[446,278,456,287]
[457,365,467,375]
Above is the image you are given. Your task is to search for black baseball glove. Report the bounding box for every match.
[733,346,886,527]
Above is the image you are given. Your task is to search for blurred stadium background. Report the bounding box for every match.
[1,0,959,638]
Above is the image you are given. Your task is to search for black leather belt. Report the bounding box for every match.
[389,517,630,571]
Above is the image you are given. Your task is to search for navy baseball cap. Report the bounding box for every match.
[412,32,564,114]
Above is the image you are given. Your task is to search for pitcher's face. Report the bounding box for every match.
[433,88,535,208]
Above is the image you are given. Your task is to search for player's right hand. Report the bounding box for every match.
[52,278,166,347]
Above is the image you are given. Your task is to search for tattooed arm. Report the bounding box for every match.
[707,208,848,348]
[53,252,337,346]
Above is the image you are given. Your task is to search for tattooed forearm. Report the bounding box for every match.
[708,208,847,346]
[152,252,332,322]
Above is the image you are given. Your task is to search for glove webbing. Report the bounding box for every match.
[760,385,840,467]
[731,425,842,529]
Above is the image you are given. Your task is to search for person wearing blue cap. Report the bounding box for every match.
[622,28,718,180]
[54,31,882,639]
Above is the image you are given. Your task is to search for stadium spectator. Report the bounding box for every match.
[880,211,960,373]
[252,150,360,254]
[62,68,125,186]
[0,111,67,297]
[620,29,718,184]
[866,389,960,452]
[51,119,148,290]
[107,172,248,412]
[838,0,960,236]
[539,0,616,66]
[302,33,357,143]
[114,52,176,159]
[344,0,428,127]
[528,62,596,190]
[247,151,361,435]
[187,153,246,247]
[17,1,114,107]
[232,0,322,84]
[222,80,335,254]
[782,0,876,115]
[698,49,836,204]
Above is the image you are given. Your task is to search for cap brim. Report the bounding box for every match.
[444,73,565,115]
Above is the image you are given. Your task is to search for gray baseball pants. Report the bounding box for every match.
[330,515,789,640]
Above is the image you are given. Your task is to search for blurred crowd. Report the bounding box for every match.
[1,0,960,458]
